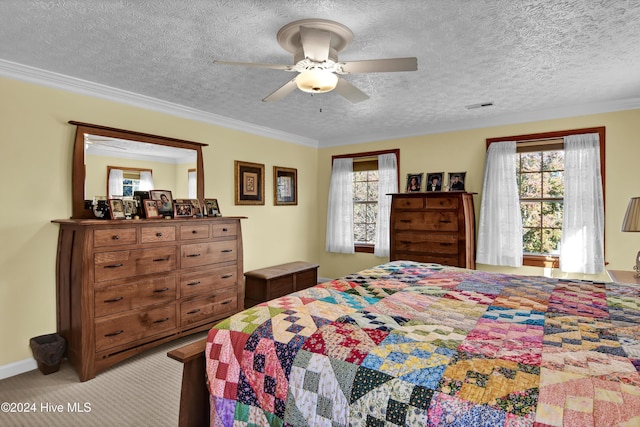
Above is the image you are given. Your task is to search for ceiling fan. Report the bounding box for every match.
[213,19,418,103]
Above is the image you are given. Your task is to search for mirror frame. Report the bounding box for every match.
[70,121,207,219]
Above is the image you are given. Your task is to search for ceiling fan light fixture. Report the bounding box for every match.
[296,69,338,93]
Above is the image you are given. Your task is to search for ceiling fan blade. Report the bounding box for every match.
[213,60,292,71]
[334,77,369,103]
[299,26,331,62]
[340,57,418,74]
[262,78,298,102]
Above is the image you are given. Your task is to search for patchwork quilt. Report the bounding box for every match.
[205,261,640,426]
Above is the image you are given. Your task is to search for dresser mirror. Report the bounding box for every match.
[70,121,207,219]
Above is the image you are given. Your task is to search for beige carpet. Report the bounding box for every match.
[0,332,207,427]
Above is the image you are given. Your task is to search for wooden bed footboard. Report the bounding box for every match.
[168,338,210,427]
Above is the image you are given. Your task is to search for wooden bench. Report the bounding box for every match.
[244,261,319,307]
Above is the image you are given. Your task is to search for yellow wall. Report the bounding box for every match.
[1,73,639,369]
[317,109,640,279]
[0,76,319,366]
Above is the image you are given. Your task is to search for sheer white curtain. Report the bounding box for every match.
[326,158,354,253]
[476,141,523,267]
[374,153,398,257]
[559,133,604,273]
[139,171,154,191]
[188,170,196,198]
[108,169,123,198]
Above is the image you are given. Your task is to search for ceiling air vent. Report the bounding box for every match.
[465,102,494,110]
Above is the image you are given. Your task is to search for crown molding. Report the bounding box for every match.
[0,59,319,148]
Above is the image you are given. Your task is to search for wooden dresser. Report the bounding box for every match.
[389,192,476,269]
[52,217,244,381]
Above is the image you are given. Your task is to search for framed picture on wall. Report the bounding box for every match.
[425,172,444,192]
[108,199,126,220]
[274,166,297,206]
[405,173,424,192]
[234,161,265,205]
[448,172,466,191]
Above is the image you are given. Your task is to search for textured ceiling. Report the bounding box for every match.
[1,0,639,147]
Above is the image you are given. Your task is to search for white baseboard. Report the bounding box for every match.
[0,358,37,380]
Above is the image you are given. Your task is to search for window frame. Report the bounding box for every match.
[486,127,605,267]
[331,149,400,254]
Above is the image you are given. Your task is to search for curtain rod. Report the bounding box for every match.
[516,137,564,147]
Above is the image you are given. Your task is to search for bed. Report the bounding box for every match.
[172,260,640,426]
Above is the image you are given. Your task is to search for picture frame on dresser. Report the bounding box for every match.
[122,199,136,218]
[143,199,162,219]
[108,199,126,219]
[425,172,444,192]
[176,199,202,217]
[448,172,466,191]
[204,198,221,217]
[274,166,298,206]
[174,202,193,218]
[405,173,423,192]
[235,160,265,205]
[150,189,174,217]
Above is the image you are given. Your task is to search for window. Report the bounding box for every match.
[487,127,605,267]
[518,141,564,255]
[107,166,153,198]
[330,149,399,254]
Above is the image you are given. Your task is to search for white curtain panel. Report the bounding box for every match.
[560,133,604,273]
[108,169,124,198]
[326,158,355,253]
[188,170,196,198]
[374,153,398,257]
[139,171,154,191]
[476,141,523,267]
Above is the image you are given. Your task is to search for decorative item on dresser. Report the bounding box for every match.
[389,192,476,268]
[52,216,245,381]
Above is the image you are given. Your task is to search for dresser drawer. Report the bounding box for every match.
[181,240,237,269]
[212,222,237,238]
[393,197,425,209]
[393,252,460,267]
[425,197,458,209]
[94,246,178,282]
[141,226,176,243]
[180,288,237,326]
[94,275,177,317]
[394,211,458,231]
[180,265,238,298]
[180,223,210,240]
[394,232,458,254]
[94,228,137,248]
[95,304,177,352]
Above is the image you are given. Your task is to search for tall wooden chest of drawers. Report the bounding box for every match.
[389,192,476,269]
[52,217,244,381]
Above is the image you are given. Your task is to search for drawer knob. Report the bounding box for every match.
[186,253,201,258]
[187,309,201,315]
[153,287,170,293]
[221,299,233,305]
[221,274,233,279]
[104,330,124,337]
[440,243,453,246]
[400,219,411,223]
[104,296,124,303]
[439,220,452,223]
[104,263,124,269]
[156,232,163,237]
[221,249,233,253]
[153,317,170,324]
[192,230,198,234]
[112,235,119,240]
[187,281,201,286]
[153,257,170,262]
[222,228,228,232]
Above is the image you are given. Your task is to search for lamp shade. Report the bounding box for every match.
[622,197,640,232]
[296,69,338,93]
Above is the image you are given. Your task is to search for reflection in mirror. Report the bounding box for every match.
[70,121,206,219]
